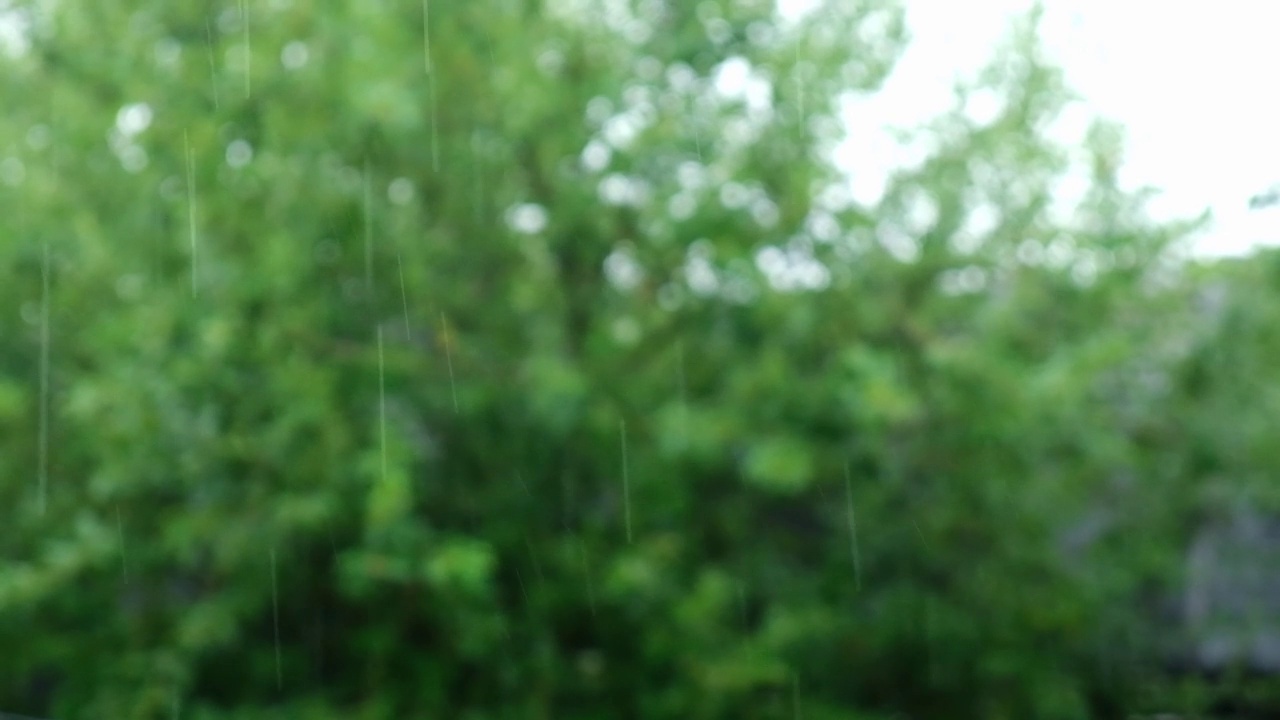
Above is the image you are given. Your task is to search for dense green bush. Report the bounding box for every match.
[3,1,1266,718]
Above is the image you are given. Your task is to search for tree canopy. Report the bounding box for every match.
[1,1,1271,718]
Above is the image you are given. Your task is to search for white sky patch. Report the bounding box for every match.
[0,2,1273,258]
[116,103,153,137]
[778,0,1280,257]
[506,202,548,234]
[0,7,29,57]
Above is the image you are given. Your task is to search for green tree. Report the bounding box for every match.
[0,1,1214,719]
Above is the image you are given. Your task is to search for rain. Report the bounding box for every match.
[4,1,1280,719]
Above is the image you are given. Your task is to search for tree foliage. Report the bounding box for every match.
[1,1,1261,718]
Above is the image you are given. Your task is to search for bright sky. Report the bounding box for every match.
[787,0,1280,257]
[4,2,1277,255]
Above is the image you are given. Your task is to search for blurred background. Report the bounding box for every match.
[3,0,1280,718]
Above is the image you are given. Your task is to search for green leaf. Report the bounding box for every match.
[422,538,496,598]
[742,436,816,494]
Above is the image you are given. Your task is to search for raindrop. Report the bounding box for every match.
[281,40,309,69]
[225,139,253,168]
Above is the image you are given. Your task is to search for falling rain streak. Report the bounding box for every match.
[676,340,687,433]
[378,327,387,485]
[525,537,544,590]
[270,548,282,690]
[736,581,747,628]
[363,161,374,294]
[421,0,432,74]
[205,19,219,110]
[690,99,703,161]
[240,0,251,98]
[184,131,198,297]
[844,462,862,591]
[620,419,632,543]
[514,567,530,607]
[37,241,50,515]
[423,0,439,172]
[795,43,805,128]
[440,311,458,412]
[429,80,440,172]
[116,504,127,581]
[396,251,410,339]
